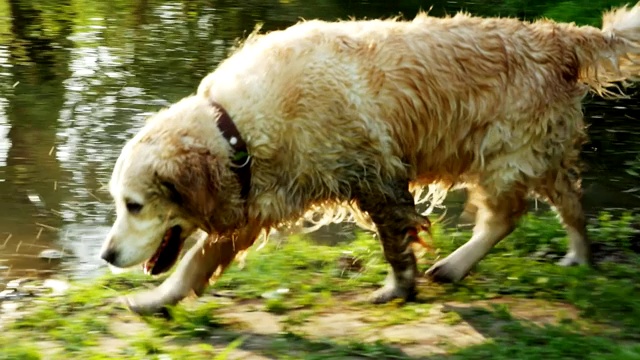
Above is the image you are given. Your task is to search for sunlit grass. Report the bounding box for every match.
[1,211,639,359]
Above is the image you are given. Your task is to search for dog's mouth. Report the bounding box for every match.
[143,225,185,275]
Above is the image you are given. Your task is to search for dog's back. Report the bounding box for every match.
[202,8,638,195]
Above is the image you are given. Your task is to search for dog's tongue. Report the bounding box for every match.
[143,260,154,275]
[142,227,172,275]
[143,226,184,276]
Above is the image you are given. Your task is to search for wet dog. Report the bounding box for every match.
[100,4,640,314]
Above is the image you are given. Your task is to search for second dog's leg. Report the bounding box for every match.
[426,186,526,283]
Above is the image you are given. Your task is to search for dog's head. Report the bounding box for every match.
[99,96,247,275]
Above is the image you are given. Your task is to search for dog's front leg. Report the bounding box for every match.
[357,180,427,304]
[123,227,260,315]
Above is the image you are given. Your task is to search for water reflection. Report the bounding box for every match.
[0,43,9,170]
[0,0,639,288]
[0,97,9,168]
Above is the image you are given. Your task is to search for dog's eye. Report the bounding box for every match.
[126,202,143,214]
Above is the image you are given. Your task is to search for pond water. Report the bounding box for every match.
[0,0,639,289]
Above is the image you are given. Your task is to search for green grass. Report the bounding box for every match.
[1,210,639,359]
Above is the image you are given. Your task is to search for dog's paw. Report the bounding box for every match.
[557,252,591,267]
[121,292,172,317]
[425,259,467,283]
[368,284,416,304]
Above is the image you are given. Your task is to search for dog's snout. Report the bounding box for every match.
[100,247,118,265]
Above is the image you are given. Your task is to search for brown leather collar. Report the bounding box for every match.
[211,101,252,199]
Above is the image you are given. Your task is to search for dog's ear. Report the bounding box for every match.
[153,148,244,231]
[155,149,222,217]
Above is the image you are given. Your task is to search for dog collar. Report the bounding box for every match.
[211,101,252,199]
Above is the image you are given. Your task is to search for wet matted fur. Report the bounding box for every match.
[100,4,640,314]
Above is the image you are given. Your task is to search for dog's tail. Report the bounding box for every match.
[574,2,640,97]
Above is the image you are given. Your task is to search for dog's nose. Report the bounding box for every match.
[100,248,118,264]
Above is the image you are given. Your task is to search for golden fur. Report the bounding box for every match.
[100,4,640,314]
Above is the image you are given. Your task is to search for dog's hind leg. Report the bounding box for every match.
[426,185,527,283]
[124,226,261,315]
[535,170,591,267]
[356,179,429,304]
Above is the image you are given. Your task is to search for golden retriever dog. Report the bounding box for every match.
[100,4,640,314]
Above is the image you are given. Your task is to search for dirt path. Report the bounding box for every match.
[2,290,583,359]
